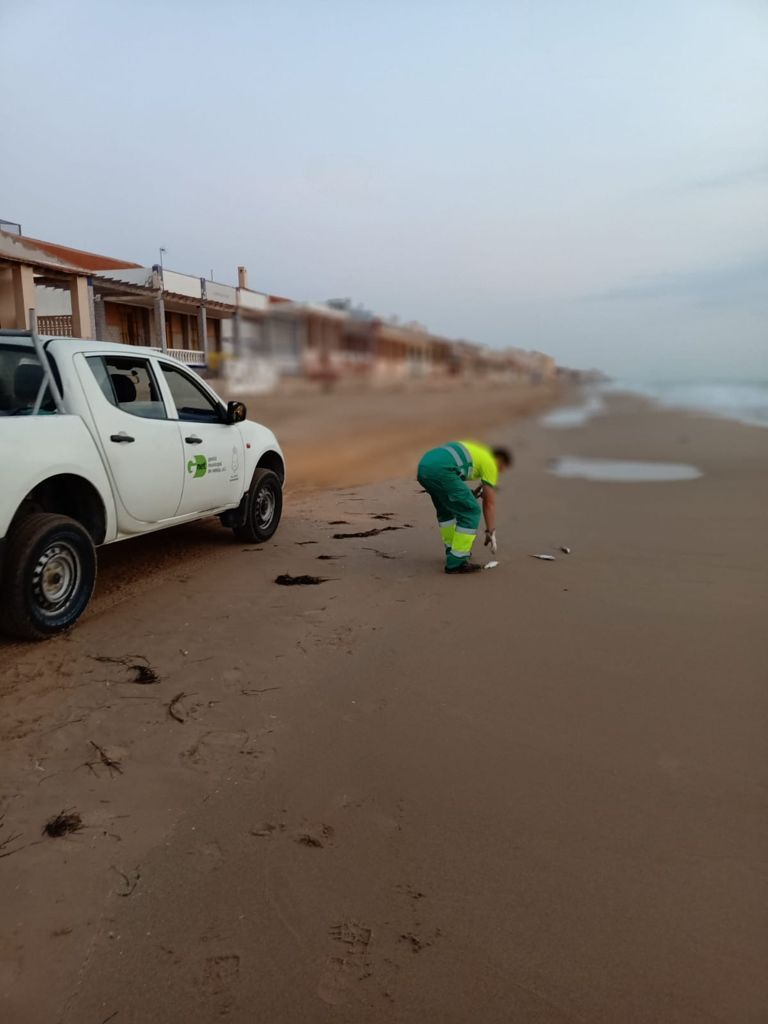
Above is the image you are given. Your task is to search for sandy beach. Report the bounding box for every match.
[1,387,766,1023]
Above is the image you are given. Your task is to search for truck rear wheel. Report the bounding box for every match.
[0,513,97,641]
[233,468,282,543]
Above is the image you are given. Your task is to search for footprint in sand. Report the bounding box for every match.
[395,883,426,902]
[317,921,373,1005]
[398,929,442,953]
[317,955,355,1005]
[248,820,333,848]
[294,823,335,848]
[329,920,372,954]
[307,625,354,652]
[199,953,240,1017]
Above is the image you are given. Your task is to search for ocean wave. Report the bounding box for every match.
[601,379,768,429]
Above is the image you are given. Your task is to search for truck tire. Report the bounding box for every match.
[233,468,282,543]
[0,513,97,641]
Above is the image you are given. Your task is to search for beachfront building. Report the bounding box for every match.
[370,321,432,380]
[449,342,559,383]
[96,264,271,370]
[506,348,557,382]
[0,223,97,337]
[246,300,351,380]
[1,220,560,387]
[244,299,466,384]
[0,224,274,369]
[92,265,243,368]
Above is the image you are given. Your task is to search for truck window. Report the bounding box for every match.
[160,364,222,423]
[0,344,58,416]
[87,356,166,420]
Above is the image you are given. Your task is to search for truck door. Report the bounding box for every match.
[80,354,185,523]
[155,361,244,516]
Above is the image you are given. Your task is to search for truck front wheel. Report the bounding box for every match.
[1,513,97,641]
[232,468,282,543]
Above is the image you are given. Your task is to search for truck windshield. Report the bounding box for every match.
[0,344,58,416]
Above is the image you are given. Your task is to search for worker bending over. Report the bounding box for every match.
[417,441,513,574]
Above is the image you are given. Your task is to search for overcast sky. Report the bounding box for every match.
[2,0,766,377]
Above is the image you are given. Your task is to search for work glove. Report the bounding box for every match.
[484,530,497,554]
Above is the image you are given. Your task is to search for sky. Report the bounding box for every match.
[1,0,766,377]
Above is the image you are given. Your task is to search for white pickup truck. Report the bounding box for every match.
[0,330,285,640]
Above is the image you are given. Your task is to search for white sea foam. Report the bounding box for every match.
[540,394,606,428]
[601,379,768,429]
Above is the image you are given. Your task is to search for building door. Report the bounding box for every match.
[121,307,146,346]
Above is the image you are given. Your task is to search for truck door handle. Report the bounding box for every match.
[110,433,135,443]
[185,435,203,444]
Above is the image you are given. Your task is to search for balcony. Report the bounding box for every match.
[148,347,206,367]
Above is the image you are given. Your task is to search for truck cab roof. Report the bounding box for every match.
[1,334,170,362]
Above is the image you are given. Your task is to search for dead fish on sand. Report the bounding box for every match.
[530,554,556,561]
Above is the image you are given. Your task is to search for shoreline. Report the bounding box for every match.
[556,381,768,434]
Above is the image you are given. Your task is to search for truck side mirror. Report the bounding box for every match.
[226,400,247,424]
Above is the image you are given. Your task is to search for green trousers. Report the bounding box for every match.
[417,445,481,569]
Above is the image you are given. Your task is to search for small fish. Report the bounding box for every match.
[560,546,571,554]
[530,554,555,561]
[483,560,499,569]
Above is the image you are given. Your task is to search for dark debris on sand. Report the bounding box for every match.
[333,525,410,540]
[87,741,124,775]
[43,810,83,838]
[91,655,159,685]
[275,574,330,586]
[295,833,324,848]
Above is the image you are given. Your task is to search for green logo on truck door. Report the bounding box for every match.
[187,454,207,478]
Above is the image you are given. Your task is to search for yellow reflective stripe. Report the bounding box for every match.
[450,530,475,555]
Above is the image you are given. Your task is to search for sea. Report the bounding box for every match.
[541,379,768,430]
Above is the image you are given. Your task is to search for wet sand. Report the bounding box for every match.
[0,392,766,1023]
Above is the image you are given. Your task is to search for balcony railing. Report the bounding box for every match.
[149,347,207,366]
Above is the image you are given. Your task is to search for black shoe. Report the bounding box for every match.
[445,562,483,575]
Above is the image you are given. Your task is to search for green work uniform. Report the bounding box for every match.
[417,441,499,570]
